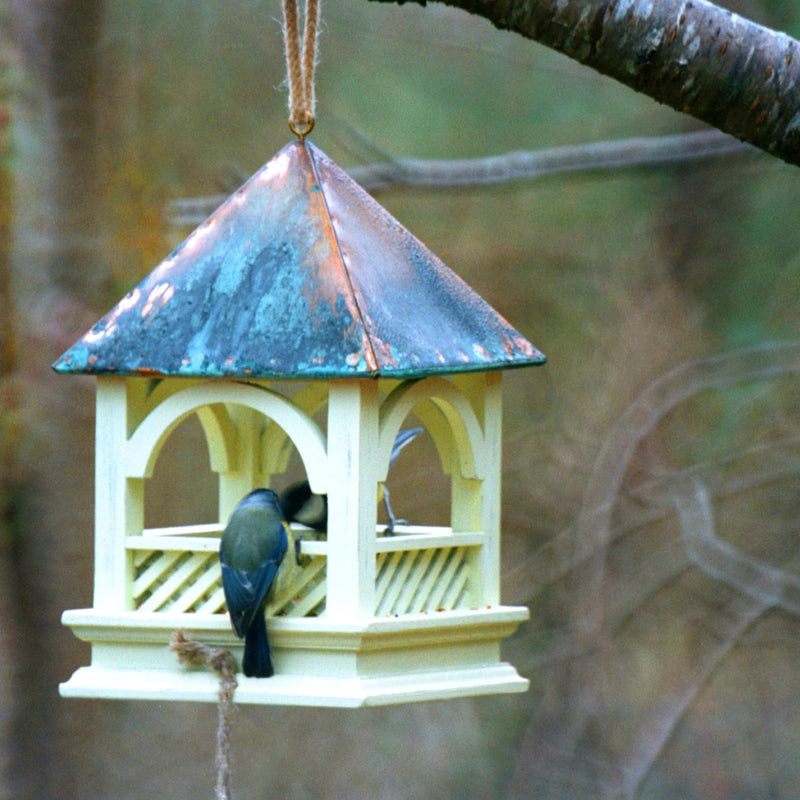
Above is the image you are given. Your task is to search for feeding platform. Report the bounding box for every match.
[54,140,545,706]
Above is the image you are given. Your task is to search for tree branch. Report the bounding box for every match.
[166,129,756,227]
[346,127,756,189]
[369,0,800,168]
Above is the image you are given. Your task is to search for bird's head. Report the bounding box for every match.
[235,488,284,515]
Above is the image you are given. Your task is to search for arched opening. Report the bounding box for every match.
[123,381,329,617]
[126,382,327,486]
[369,377,496,614]
[379,377,486,531]
[144,413,218,528]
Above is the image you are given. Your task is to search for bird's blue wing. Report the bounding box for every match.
[221,561,281,637]
[220,492,291,638]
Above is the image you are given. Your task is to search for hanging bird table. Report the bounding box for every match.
[54,0,546,707]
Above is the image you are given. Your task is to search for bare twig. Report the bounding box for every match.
[615,478,800,799]
[676,479,800,615]
[346,129,755,191]
[164,129,758,227]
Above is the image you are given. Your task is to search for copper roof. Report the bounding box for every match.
[54,140,545,379]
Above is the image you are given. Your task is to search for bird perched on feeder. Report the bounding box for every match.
[219,488,299,678]
[280,426,423,535]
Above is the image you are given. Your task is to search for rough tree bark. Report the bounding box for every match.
[370,0,800,168]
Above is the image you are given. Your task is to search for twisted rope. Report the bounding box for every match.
[170,630,239,800]
[282,0,320,139]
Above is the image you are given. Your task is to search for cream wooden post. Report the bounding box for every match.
[218,405,260,522]
[95,377,135,610]
[325,380,379,619]
[480,371,503,606]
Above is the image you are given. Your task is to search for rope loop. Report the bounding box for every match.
[288,116,315,141]
[282,0,320,140]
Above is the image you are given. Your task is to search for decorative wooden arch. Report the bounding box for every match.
[126,381,328,495]
[261,382,329,477]
[378,376,485,482]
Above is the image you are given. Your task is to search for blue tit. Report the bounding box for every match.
[219,488,296,678]
[280,426,423,535]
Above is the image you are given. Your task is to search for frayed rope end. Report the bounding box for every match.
[170,630,238,800]
[169,629,239,688]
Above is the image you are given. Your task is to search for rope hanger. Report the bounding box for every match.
[282,0,320,140]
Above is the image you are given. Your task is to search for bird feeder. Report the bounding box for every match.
[54,140,546,707]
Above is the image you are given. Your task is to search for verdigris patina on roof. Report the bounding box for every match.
[54,140,545,379]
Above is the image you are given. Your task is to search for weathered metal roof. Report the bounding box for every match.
[53,140,545,379]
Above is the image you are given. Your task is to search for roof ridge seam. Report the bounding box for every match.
[305,142,381,375]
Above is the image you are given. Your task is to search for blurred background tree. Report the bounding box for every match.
[3,0,800,798]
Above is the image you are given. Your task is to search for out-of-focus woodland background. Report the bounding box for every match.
[3,0,800,798]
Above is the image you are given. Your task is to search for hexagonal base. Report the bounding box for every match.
[60,606,530,707]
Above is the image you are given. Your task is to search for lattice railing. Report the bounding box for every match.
[133,547,225,614]
[126,525,327,617]
[374,531,482,615]
[126,526,483,618]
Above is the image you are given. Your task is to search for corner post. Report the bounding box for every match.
[480,371,503,606]
[94,377,133,610]
[325,379,379,618]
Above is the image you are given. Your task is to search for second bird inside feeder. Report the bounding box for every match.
[279,426,423,535]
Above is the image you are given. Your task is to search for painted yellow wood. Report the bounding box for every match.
[217,405,260,522]
[132,550,184,601]
[450,475,482,534]
[195,587,226,615]
[95,378,132,610]
[268,554,327,616]
[374,542,480,615]
[195,404,240,474]
[378,377,484,481]
[128,536,327,617]
[125,382,327,492]
[372,528,480,545]
[286,585,326,618]
[325,380,379,619]
[59,606,529,706]
[64,367,528,706]
[402,547,452,612]
[140,523,222,537]
[167,559,224,613]
[393,548,436,613]
[261,382,329,478]
[126,377,205,432]
[138,552,214,612]
[428,546,470,610]
[375,550,410,615]
[407,397,456,475]
[479,371,503,606]
[127,535,220,551]
[441,552,472,608]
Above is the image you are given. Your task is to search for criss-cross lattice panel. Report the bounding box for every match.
[374,531,482,616]
[128,526,327,617]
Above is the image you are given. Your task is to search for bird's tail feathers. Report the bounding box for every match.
[389,426,423,466]
[242,612,274,678]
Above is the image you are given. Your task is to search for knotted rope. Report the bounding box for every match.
[282,0,320,140]
[169,630,239,800]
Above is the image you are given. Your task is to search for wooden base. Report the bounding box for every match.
[60,663,529,707]
[60,606,530,707]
